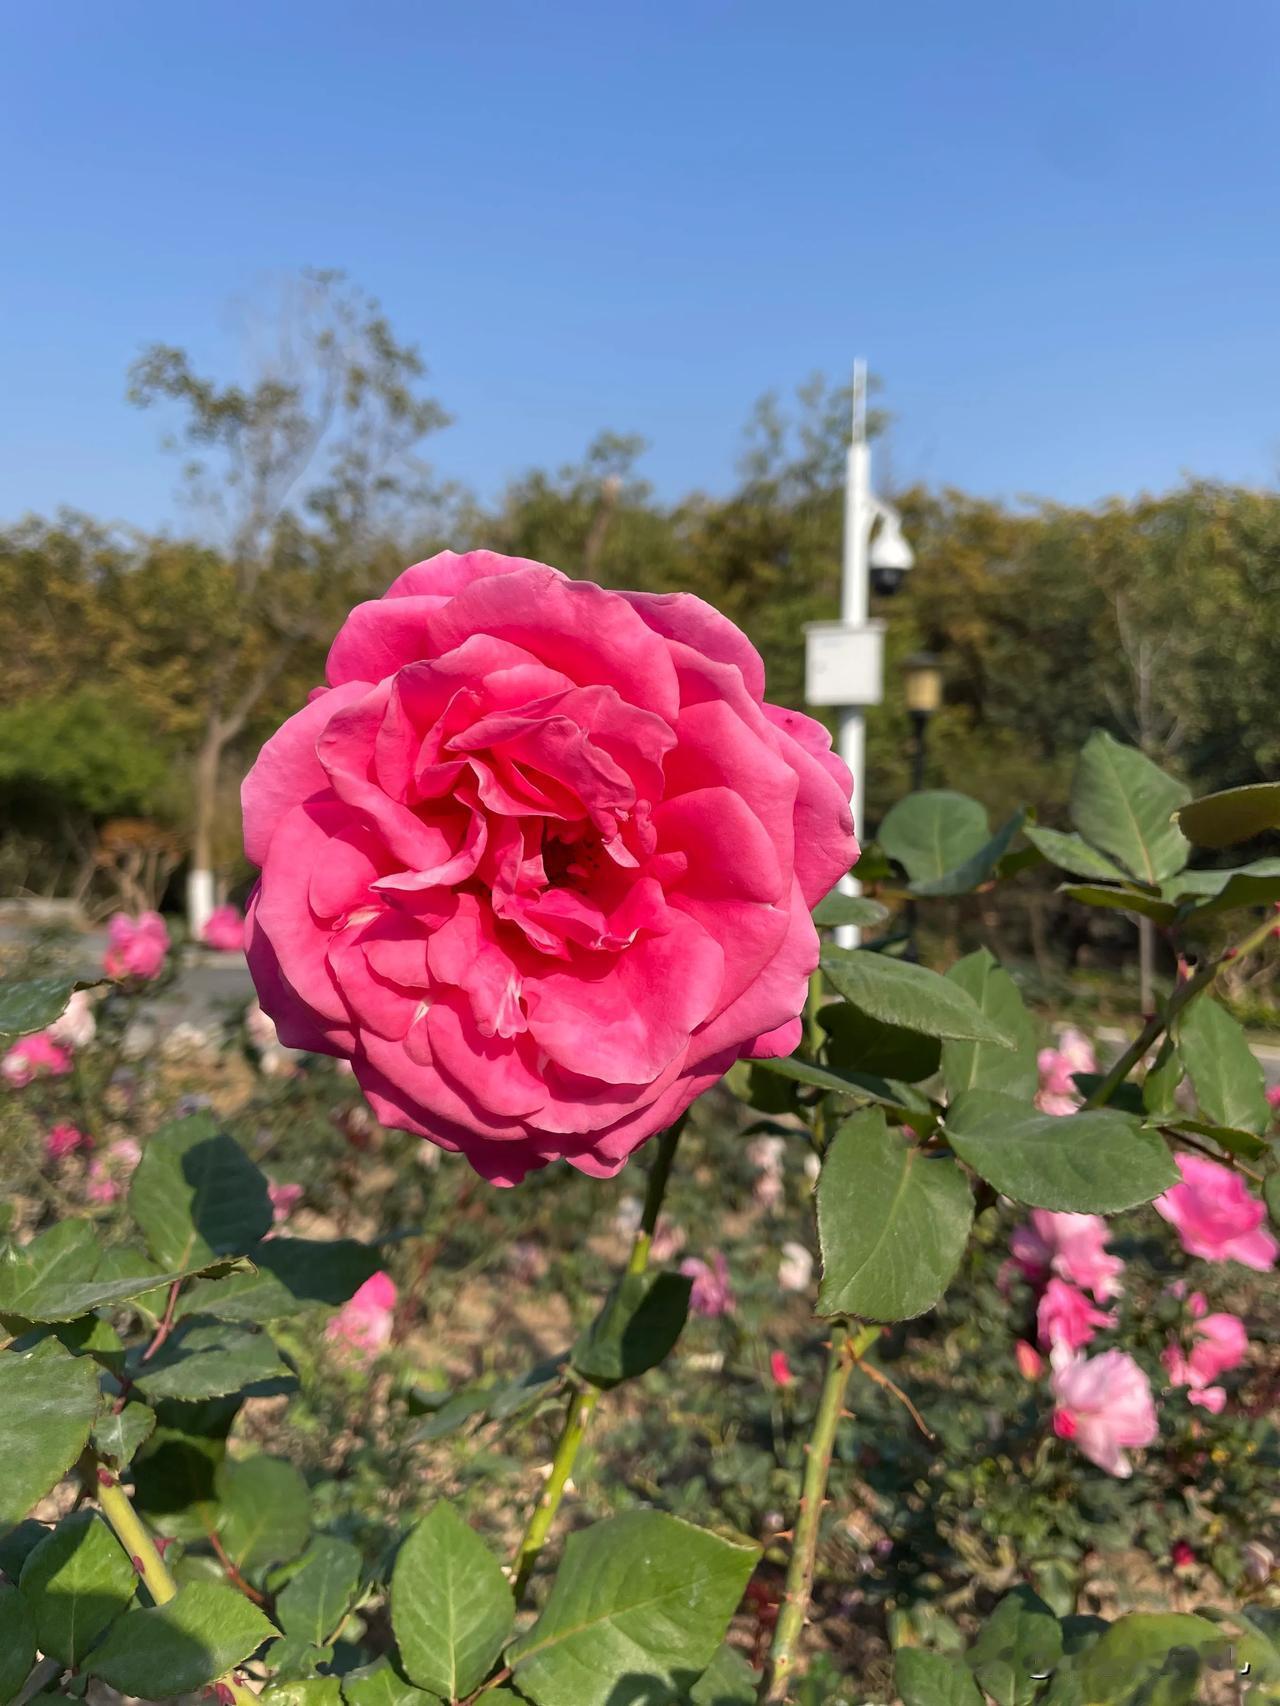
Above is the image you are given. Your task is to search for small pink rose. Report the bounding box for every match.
[1154,1154,1278,1271]
[268,1180,305,1225]
[1050,1345,1158,1477]
[44,1123,91,1163]
[2,1031,73,1088]
[326,1270,397,1362]
[1036,1278,1116,1352]
[201,904,246,953]
[103,911,169,982]
[680,1251,735,1318]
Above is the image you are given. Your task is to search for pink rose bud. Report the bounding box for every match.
[770,1349,794,1388]
[241,552,858,1184]
[1171,1540,1196,1568]
[325,1270,397,1363]
[680,1251,735,1318]
[1014,1339,1045,1380]
[44,1123,91,1163]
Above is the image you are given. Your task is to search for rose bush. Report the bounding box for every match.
[243,549,856,1183]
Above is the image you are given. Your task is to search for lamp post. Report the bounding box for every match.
[805,360,915,947]
[902,651,944,793]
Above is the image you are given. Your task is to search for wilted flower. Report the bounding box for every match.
[613,1194,644,1240]
[1009,1209,1124,1301]
[681,1252,735,1318]
[778,1241,814,1293]
[1036,1277,1116,1351]
[47,990,95,1051]
[1241,1541,1275,1585]
[44,1124,91,1163]
[1154,1153,1277,1271]
[747,1135,787,1173]
[1050,1345,1158,1477]
[326,1271,397,1362]
[201,904,246,952]
[2,1031,73,1088]
[103,911,169,982]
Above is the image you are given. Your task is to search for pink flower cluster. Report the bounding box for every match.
[325,1271,398,1362]
[1008,1209,1124,1307]
[103,911,169,982]
[201,904,246,953]
[1035,1027,1097,1117]
[1161,1291,1248,1414]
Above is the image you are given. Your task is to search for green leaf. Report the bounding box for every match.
[1163,857,1280,914]
[486,1354,568,1422]
[1059,883,1179,925]
[1070,732,1190,884]
[910,810,1028,898]
[0,1246,244,1325]
[261,1682,345,1706]
[0,1583,37,1705]
[0,1220,100,1325]
[752,1053,923,1110]
[1142,1037,1183,1118]
[92,1399,157,1465]
[128,1113,273,1271]
[131,1320,292,1403]
[341,1656,441,1706]
[966,1588,1064,1706]
[1023,826,1129,883]
[390,1501,514,1701]
[217,1455,312,1576]
[572,1270,693,1389]
[941,950,1039,1099]
[820,1002,942,1083]
[177,1238,383,1324]
[0,1339,101,1533]
[946,1091,1178,1212]
[879,790,990,884]
[896,1648,984,1706]
[1165,1117,1268,1161]
[0,976,95,1043]
[18,1511,136,1666]
[1078,1613,1228,1703]
[507,1510,759,1706]
[0,1521,51,1583]
[820,948,1016,1046]
[686,1643,760,1703]
[276,1535,362,1647]
[1175,995,1269,1135]
[264,1633,335,1681]
[816,1109,973,1322]
[85,1580,278,1692]
[1177,782,1280,847]
[812,891,889,929]
[131,1397,238,1539]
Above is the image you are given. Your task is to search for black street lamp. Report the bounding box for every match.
[902,652,944,792]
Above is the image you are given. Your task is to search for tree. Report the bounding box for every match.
[127,270,450,930]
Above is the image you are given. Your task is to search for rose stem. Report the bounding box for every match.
[511,1115,685,1600]
[759,1322,881,1705]
[89,1459,260,1706]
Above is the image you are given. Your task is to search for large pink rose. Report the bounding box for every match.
[243,551,856,1184]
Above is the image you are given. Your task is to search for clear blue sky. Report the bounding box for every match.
[4,1,1278,531]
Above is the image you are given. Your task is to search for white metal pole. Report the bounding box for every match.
[835,360,870,951]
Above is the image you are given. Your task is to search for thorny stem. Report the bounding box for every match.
[89,1459,259,1706]
[510,1116,685,1600]
[1084,910,1277,1112]
[760,1323,881,1705]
